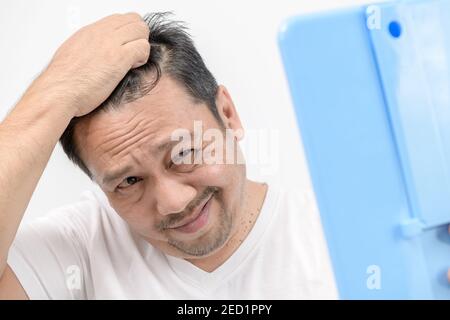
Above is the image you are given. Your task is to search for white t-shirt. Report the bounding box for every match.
[7,183,338,299]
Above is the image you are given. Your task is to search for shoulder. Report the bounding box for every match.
[267,182,319,223]
[263,183,338,298]
[259,182,327,251]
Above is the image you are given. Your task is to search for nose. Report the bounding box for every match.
[153,177,197,216]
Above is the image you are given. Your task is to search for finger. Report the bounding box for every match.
[122,38,151,69]
[113,13,146,30]
[114,12,143,29]
[115,21,150,46]
[96,12,142,29]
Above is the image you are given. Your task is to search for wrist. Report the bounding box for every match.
[22,69,81,119]
[2,91,75,143]
[17,86,77,123]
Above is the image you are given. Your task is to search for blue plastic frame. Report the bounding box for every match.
[278,0,450,299]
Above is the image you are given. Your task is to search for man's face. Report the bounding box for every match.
[75,76,246,259]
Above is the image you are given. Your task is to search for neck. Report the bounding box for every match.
[186,179,268,272]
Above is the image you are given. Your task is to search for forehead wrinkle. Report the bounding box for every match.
[83,75,201,166]
[100,115,183,165]
[111,135,152,162]
[92,117,152,155]
[112,123,187,162]
[94,116,148,148]
[88,102,155,151]
[84,108,135,136]
[101,121,159,160]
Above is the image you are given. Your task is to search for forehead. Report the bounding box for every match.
[75,76,216,177]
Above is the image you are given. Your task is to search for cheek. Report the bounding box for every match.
[194,163,244,186]
[195,164,245,210]
[107,196,168,241]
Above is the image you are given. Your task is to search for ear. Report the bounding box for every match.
[215,85,244,141]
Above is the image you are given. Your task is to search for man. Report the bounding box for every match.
[0,12,337,299]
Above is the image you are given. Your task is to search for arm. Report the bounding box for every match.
[0,12,150,298]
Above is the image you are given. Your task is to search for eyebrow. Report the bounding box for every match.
[157,139,180,153]
[156,130,197,153]
[102,165,134,186]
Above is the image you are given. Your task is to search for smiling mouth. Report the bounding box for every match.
[168,194,214,233]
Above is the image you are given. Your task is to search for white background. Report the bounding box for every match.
[0,0,376,221]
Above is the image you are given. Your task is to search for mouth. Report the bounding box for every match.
[169,194,214,234]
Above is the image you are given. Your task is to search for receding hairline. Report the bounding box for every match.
[59,12,221,178]
[70,74,222,181]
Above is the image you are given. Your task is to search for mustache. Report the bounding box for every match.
[156,186,219,230]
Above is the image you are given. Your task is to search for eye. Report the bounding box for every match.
[170,148,200,171]
[117,176,142,189]
[172,148,196,164]
[179,148,194,158]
